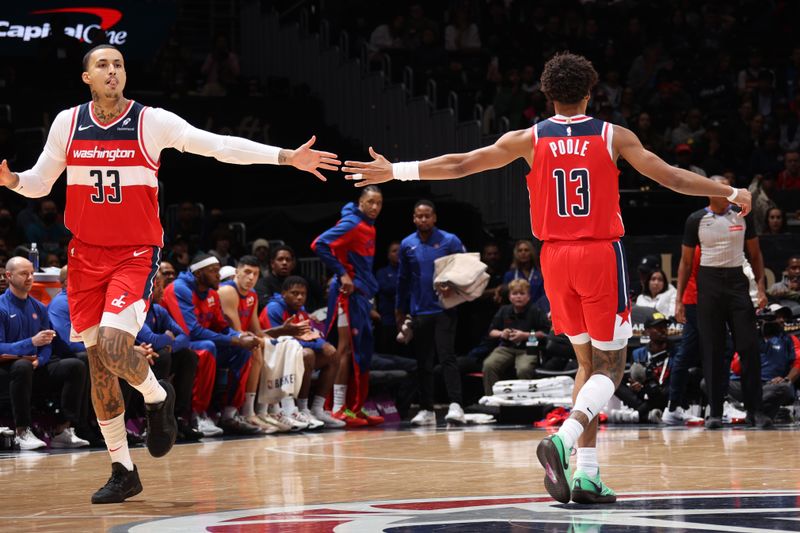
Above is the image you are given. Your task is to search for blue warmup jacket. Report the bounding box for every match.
[136,302,191,352]
[47,288,86,357]
[397,227,465,316]
[0,290,52,365]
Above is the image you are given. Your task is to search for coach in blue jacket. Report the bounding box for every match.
[397,200,466,426]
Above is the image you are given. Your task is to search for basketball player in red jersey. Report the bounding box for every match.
[342,52,751,504]
[0,45,340,503]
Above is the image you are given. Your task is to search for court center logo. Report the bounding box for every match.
[117,490,800,532]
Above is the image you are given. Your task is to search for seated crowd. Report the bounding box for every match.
[0,195,798,451]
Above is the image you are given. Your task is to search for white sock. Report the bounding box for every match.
[98,413,133,471]
[297,398,308,411]
[576,447,599,477]
[333,384,347,412]
[311,395,326,412]
[557,418,584,450]
[222,406,237,420]
[241,392,256,417]
[281,397,296,416]
[132,368,167,404]
[256,402,268,416]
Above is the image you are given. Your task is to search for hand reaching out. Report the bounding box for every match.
[284,135,341,182]
[342,147,394,187]
[0,160,18,188]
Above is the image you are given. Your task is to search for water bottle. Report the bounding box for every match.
[526,332,539,355]
[29,243,39,272]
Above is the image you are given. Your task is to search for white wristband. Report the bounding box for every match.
[726,187,738,202]
[392,161,420,181]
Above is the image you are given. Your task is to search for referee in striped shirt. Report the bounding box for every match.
[680,175,770,429]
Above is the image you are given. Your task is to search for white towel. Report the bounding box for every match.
[258,337,305,404]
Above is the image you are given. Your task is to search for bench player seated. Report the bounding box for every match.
[162,254,262,436]
[260,276,345,428]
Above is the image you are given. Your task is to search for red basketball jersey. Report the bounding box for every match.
[64,100,163,247]
[527,114,623,242]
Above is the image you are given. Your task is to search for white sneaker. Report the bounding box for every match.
[196,414,224,437]
[311,409,346,428]
[722,401,747,424]
[50,427,90,449]
[15,428,46,450]
[647,409,663,424]
[296,409,324,430]
[244,414,279,434]
[661,407,703,426]
[258,412,292,432]
[444,403,465,424]
[273,411,307,431]
[410,409,436,426]
[609,408,639,423]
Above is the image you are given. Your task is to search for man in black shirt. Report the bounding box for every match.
[254,245,323,311]
[482,279,551,396]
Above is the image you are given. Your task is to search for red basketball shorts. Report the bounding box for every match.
[540,240,632,348]
[67,238,160,346]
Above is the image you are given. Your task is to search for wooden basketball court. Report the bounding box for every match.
[2,424,799,532]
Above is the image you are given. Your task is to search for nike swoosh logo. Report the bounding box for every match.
[133,249,149,257]
[9,314,16,318]
[78,124,93,131]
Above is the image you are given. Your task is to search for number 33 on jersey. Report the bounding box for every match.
[65,101,161,246]
[528,115,624,241]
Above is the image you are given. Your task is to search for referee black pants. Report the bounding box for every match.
[697,266,761,418]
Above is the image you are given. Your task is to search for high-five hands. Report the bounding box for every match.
[284,135,341,182]
[342,147,394,187]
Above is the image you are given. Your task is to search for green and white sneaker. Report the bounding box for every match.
[571,469,617,504]
[536,434,572,503]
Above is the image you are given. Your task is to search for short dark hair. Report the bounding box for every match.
[360,185,382,198]
[414,199,435,212]
[282,275,307,292]
[82,44,121,70]
[237,255,259,268]
[540,52,598,105]
[270,244,295,262]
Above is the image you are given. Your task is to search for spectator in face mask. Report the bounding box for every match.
[25,199,71,254]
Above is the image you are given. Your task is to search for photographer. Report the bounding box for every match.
[614,312,674,423]
[729,304,800,422]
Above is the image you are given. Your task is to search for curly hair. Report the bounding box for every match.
[540,52,599,105]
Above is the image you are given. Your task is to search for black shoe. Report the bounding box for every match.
[144,380,177,457]
[177,417,203,442]
[705,417,722,429]
[91,462,143,504]
[746,410,774,429]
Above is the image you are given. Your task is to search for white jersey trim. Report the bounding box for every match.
[137,106,160,169]
[66,167,159,187]
[550,114,592,124]
[605,122,615,159]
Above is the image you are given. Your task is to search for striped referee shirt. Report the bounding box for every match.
[683,207,755,268]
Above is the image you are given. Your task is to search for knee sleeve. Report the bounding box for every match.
[573,373,616,420]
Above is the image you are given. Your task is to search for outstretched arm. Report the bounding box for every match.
[342,128,532,186]
[614,126,752,215]
[147,108,340,181]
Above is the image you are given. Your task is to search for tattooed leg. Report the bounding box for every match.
[96,327,150,385]
[86,346,124,420]
[571,342,599,448]
[565,345,627,431]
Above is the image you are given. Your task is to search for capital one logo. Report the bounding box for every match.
[0,7,127,44]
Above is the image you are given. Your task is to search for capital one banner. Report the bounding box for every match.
[0,1,176,59]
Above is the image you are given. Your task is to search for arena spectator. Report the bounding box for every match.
[165,236,191,273]
[614,311,674,423]
[0,257,88,449]
[251,238,271,278]
[632,112,665,155]
[135,272,203,442]
[444,8,481,52]
[634,254,661,300]
[482,279,550,396]
[763,207,788,235]
[0,208,19,250]
[463,242,505,351]
[397,200,466,425]
[502,240,546,311]
[749,173,778,235]
[728,304,800,420]
[168,202,204,254]
[777,150,800,190]
[375,241,401,353]
[159,261,177,286]
[200,34,240,97]
[635,269,677,319]
[208,229,236,268]
[24,199,70,255]
[669,108,706,149]
[768,255,800,302]
[673,144,707,177]
[161,254,261,436]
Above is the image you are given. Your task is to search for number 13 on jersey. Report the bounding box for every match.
[552,168,590,217]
